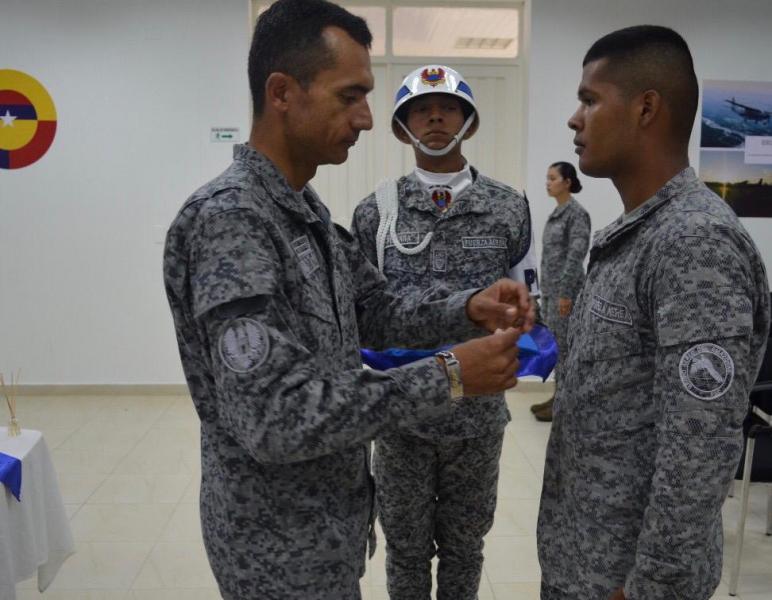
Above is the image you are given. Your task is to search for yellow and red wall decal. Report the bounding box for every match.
[0,69,57,170]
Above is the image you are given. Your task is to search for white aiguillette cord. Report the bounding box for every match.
[375,179,433,274]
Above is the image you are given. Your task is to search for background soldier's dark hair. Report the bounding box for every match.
[583,25,698,146]
[248,0,372,116]
[550,161,582,194]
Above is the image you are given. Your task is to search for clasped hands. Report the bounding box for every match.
[451,279,535,397]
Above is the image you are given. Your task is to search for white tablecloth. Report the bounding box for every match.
[0,428,75,600]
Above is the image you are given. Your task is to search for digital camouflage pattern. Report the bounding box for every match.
[352,168,532,599]
[164,144,486,600]
[373,430,504,599]
[538,167,770,600]
[540,197,591,379]
[352,169,532,439]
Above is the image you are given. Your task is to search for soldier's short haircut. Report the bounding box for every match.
[583,25,698,146]
[248,0,372,116]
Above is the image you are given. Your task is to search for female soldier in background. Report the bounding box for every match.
[531,162,591,421]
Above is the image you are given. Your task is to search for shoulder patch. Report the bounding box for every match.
[219,318,270,373]
[679,343,734,400]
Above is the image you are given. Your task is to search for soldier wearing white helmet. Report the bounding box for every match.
[391,65,479,157]
[351,65,538,599]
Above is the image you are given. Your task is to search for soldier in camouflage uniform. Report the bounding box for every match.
[537,26,770,600]
[163,3,534,600]
[531,161,591,421]
[351,65,538,600]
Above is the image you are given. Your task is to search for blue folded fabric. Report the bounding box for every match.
[361,323,559,381]
[0,451,22,501]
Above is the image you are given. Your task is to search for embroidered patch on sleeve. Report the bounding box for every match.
[219,318,270,373]
[679,343,734,400]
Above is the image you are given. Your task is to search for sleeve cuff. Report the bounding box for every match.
[388,356,453,425]
[445,288,487,340]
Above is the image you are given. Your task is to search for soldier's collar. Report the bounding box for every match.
[591,167,697,249]
[233,144,322,224]
[400,166,491,215]
[549,197,575,220]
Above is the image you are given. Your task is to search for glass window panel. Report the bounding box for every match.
[346,6,386,56]
[252,3,386,56]
[393,6,519,58]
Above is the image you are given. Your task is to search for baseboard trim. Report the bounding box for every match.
[514,379,555,393]
[15,384,189,396]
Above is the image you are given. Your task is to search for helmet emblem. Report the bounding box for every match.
[420,68,446,87]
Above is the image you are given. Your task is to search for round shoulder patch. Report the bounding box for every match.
[219,318,270,373]
[679,343,734,400]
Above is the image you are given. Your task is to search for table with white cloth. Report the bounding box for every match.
[0,428,75,600]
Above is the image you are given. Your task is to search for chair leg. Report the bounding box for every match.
[767,485,772,536]
[729,438,755,596]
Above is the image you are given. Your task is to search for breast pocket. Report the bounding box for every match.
[454,236,509,287]
[383,241,429,276]
[581,327,651,390]
[543,221,566,248]
[291,274,339,354]
[575,327,656,431]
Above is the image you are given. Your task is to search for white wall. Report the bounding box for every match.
[524,0,772,286]
[0,0,250,384]
[2,0,770,385]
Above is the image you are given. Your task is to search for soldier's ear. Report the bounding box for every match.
[265,73,293,114]
[638,89,662,129]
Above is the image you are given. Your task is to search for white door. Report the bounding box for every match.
[311,62,522,226]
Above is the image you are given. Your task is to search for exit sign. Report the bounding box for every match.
[210,127,240,143]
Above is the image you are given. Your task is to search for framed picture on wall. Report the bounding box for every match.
[699,79,772,218]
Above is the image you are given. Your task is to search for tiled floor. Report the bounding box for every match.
[11,385,772,600]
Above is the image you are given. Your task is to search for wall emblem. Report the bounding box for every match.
[0,70,57,169]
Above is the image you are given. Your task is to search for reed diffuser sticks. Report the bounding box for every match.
[0,370,21,437]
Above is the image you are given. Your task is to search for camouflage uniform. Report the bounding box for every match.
[540,197,591,380]
[537,168,770,600]
[163,144,486,600]
[351,169,533,599]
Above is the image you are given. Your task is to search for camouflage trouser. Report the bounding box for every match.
[540,582,577,599]
[374,430,505,600]
[541,295,570,384]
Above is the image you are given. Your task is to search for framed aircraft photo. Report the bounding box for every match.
[699,79,772,218]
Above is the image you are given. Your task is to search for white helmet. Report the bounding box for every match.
[392,65,479,157]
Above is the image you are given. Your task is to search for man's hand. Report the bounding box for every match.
[466,279,535,333]
[451,327,520,396]
[609,588,626,600]
[558,297,572,317]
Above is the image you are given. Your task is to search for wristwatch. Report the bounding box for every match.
[436,350,464,404]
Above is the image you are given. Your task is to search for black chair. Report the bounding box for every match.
[728,317,772,597]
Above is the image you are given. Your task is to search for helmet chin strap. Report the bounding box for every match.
[396,112,476,157]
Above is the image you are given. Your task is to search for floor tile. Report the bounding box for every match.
[131,542,218,589]
[9,389,772,600]
[70,503,175,543]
